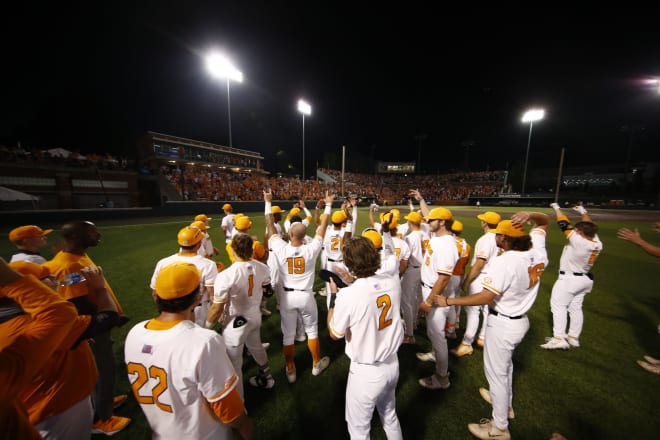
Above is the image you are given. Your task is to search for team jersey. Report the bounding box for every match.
[269,235,322,291]
[323,226,346,263]
[453,236,472,276]
[150,252,217,296]
[482,228,548,317]
[198,233,214,258]
[9,251,47,264]
[213,260,271,319]
[376,232,399,277]
[559,230,602,273]
[471,231,500,274]
[284,210,312,233]
[405,229,429,268]
[421,234,459,288]
[392,236,411,269]
[221,214,235,242]
[44,251,124,314]
[329,274,404,364]
[125,319,239,440]
[373,223,406,239]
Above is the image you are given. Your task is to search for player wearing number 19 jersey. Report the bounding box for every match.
[328,236,404,440]
[125,262,251,440]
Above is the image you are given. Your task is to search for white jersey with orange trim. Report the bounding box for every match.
[329,274,404,363]
[221,214,235,243]
[150,253,218,326]
[483,228,548,317]
[559,230,602,273]
[269,235,322,292]
[453,236,471,278]
[405,229,429,269]
[124,319,239,440]
[471,231,500,275]
[198,233,214,258]
[421,234,459,292]
[323,226,346,266]
[213,260,271,320]
[392,236,411,270]
[284,210,312,233]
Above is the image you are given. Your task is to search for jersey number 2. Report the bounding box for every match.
[377,294,392,330]
[127,362,173,413]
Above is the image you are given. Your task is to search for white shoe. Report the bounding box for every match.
[295,333,306,342]
[418,372,450,390]
[479,387,515,419]
[261,342,270,350]
[540,337,570,350]
[567,336,580,347]
[416,351,436,362]
[286,366,297,383]
[312,356,330,376]
[467,418,511,440]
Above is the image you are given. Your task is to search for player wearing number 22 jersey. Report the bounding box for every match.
[125,262,251,440]
[328,236,404,440]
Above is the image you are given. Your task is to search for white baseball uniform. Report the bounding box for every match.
[150,253,217,327]
[550,227,602,340]
[481,227,548,430]
[221,214,235,243]
[329,274,404,440]
[322,225,348,308]
[421,234,459,378]
[213,259,271,400]
[124,319,240,440]
[377,232,399,278]
[464,231,500,345]
[198,232,214,258]
[400,228,429,336]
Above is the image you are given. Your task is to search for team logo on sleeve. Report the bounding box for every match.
[141,344,153,354]
[484,277,493,284]
[233,316,248,328]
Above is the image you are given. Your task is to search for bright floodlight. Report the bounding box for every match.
[522,109,545,123]
[297,99,311,116]
[206,52,243,83]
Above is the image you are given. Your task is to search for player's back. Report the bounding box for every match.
[217,260,270,317]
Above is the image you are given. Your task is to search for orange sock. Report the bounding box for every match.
[307,337,321,364]
[283,344,295,370]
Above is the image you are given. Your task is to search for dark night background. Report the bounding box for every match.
[2,3,660,175]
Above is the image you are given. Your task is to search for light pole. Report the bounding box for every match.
[297,99,311,180]
[521,108,545,196]
[205,51,243,147]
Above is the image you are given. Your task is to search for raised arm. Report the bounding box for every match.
[618,226,660,258]
[409,189,430,216]
[315,191,335,240]
[511,211,549,232]
[264,190,278,239]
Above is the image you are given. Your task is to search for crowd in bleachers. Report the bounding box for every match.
[0,145,133,170]
[161,165,505,202]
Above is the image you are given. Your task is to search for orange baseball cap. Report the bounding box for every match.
[190,220,209,231]
[9,225,53,242]
[425,207,452,221]
[9,260,51,279]
[194,214,212,222]
[271,206,284,214]
[477,211,501,225]
[252,240,266,260]
[177,226,204,246]
[222,203,232,211]
[154,262,201,300]
[492,220,526,237]
[405,212,423,223]
[451,220,464,233]
[289,207,301,217]
[362,229,383,249]
[235,216,252,231]
[331,210,347,224]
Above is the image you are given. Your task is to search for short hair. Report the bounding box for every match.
[232,233,254,260]
[500,235,532,252]
[574,221,598,238]
[155,287,200,313]
[290,222,307,241]
[343,236,380,278]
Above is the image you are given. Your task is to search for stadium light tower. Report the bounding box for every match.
[521,108,545,196]
[297,99,311,180]
[205,51,243,147]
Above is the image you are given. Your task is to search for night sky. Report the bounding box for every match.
[3,4,660,175]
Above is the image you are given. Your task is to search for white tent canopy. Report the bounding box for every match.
[0,186,39,201]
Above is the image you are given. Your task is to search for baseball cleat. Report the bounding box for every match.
[418,372,450,390]
[637,360,660,375]
[445,331,457,340]
[540,337,570,350]
[249,374,275,389]
[91,416,131,436]
[643,355,660,365]
[295,333,306,342]
[467,418,511,440]
[312,356,330,376]
[416,351,436,362]
[476,337,485,348]
[478,387,515,419]
[567,336,580,347]
[286,366,297,383]
[450,343,474,357]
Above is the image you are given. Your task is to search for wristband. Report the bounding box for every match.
[345,220,353,233]
[324,204,332,216]
[265,201,272,215]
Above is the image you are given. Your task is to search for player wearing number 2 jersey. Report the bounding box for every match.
[435,212,548,440]
[125,262,252,440]
[328,236,404,440]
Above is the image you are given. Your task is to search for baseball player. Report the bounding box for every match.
[320,205,355,305]
[400,210,429,344]
[446,220,472,340]
[284,201,312,233]
[435,212,549,440]
[452,211,502,357]
[221,203,235,243]
[193,214,220,258]
[541,203,602,350]
[390,221,411,277]
[327,236,404,440]
[125,262,252,439]
[265,190,334,383]
[150,226,217,327]
[205,233,275,400]
[43,220,130,435]
[8,225,53,264]
[0,258,79,440]
[416,207,459,390]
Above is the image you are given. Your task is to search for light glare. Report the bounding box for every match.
[297,99,311,115]
[522,109,545,123]
[206,52,243,83]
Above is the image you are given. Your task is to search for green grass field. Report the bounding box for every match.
[2,207,660,439]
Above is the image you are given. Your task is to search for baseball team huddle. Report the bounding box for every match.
[1,188,604,440]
